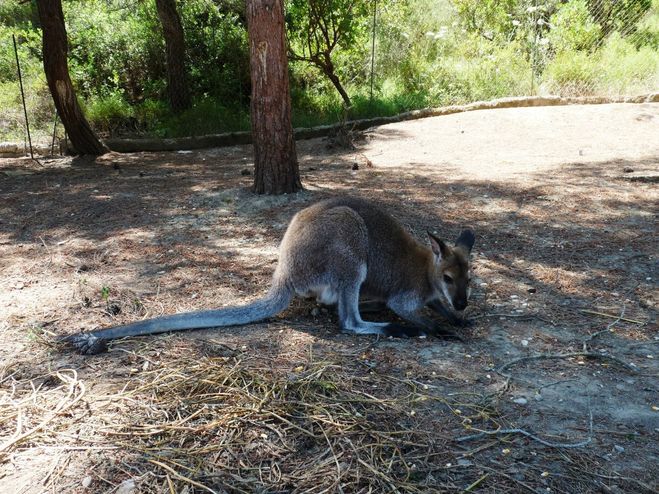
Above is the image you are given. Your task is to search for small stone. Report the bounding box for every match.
[311,307,320,317]
[457,458,473,467]
[534,393,543,401]
[513,397,528,405]
[521,339,529,347]
[116,480,136,494]
[614,445,625,453]
[82,476,92,488]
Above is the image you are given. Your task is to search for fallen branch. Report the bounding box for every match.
[456,408,592,449]
[498,351,637,374]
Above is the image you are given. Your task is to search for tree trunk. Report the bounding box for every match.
[324,66,352,108]
[155,0,191,113]
[36,0,107,155]
[246,0,302,195]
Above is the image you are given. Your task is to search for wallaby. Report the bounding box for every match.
[66,197,475,354]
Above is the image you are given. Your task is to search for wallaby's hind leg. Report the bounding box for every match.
[337,273,389,335]
[337,266,420,337]
[358,299,387,314]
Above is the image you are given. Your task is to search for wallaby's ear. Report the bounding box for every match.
[455,229,475,254]
[428,231,450,261]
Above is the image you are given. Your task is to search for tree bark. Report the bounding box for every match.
[36,0,107,155]
[324,65,352,108]
[155,0,191,113]
[246,0,302,195]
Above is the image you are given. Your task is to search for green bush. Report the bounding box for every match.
[541,50,599,96]
[596,33,659,94]
[548,0,601,53]
[154,97,250,138]
[84,91,135,136]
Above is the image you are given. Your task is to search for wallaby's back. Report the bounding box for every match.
[280,197,434,301]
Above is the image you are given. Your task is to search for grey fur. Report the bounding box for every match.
[66,197,474,354]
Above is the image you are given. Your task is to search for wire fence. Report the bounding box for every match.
[1,0,658,155]
[374,0,658,104]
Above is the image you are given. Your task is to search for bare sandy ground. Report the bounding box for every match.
[362,103,659,179]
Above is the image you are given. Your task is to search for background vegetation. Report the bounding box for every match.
[1,0,658,143]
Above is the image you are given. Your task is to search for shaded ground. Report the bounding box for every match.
[0,103,657,493]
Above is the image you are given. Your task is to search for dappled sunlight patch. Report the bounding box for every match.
[529,264,591,295]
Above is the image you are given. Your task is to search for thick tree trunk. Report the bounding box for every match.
[155,0,191,113]
[246,0,302,195]
[36,0,107,155]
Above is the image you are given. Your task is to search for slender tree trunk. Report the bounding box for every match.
[36,0,107,155]
[155,0,191,113]
[246,0,301,195]
[324,66,352,108]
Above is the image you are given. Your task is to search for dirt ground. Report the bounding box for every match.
[1,102,658,493]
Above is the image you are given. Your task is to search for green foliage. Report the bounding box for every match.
[587,0,652,38]
[542,32,659,95]
[0,0,657,142]
[452,0,520,40]
[541,50,599,95]
[152,97,250,138]
[65,0,162,99]
[596,32,659,93]
[630,0,659,48]
[84,91,135,136]
[0,1,38,29]
[287,0,372,104]
[548,0,601,52]
[179,1,249,100]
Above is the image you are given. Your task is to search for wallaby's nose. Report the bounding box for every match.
[454,299,467,311]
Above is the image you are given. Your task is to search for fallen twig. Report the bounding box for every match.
[456,407,593,449]
[580,309,644,325]
[462,473,489,492]
[498,351,638,374]
[148,459,218,494]
[583,304,625,351]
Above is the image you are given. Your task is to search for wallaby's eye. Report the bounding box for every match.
[443,274,454,284]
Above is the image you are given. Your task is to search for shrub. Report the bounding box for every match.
[84,91,135,136]
[541,50,599,96]
[548,0,602,53]
[596,33,659,94]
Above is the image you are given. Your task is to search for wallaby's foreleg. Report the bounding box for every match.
[427,300,472,328]
[389,297,464,341]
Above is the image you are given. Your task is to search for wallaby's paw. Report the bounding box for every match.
[65,333,108,355]
[452,316,474,328]
[430,326,466,342]
[382,323,426,338]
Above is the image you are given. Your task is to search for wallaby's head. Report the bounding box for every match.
[428,229,475,312]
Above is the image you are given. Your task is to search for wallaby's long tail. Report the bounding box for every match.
[65,284,293,355]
